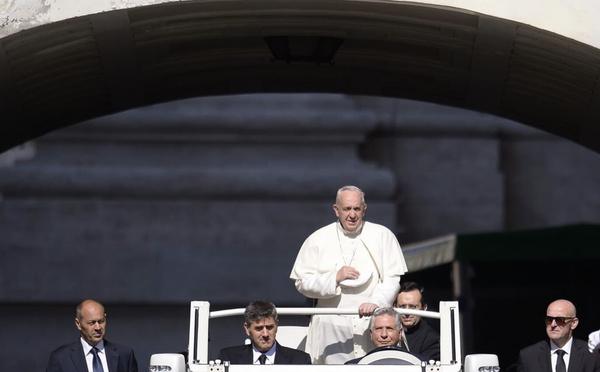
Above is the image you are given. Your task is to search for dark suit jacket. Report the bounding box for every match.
[517,339,600,372]
[405,319,440,361]
[46,339,138,372]
[218,342,311,364]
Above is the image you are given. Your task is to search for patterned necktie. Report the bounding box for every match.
[555,349,566,372]
[258,354,267,365]
[91,347,105,372]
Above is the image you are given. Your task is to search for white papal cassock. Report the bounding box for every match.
[290,221,407,364]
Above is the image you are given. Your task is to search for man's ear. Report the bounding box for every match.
[75,318,82,331]
[243,323,250,336]
[570,317,579,330]
[332,204,340,218]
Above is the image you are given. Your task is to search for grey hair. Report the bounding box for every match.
[244,301,278,325]
[369,307,403,332]
[335,185,366,205]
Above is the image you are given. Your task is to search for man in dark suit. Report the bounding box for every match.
[517,299,600,372]
[345,307,423,364]
[395,281,440,361]
[46,299,138,372]
[218,301,311,364]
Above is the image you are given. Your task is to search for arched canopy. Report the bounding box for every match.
[1,0,600,152]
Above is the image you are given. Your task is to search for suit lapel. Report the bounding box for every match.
[567,339,583,372]
[105,340,119,372]
[537,341,552,372]
[274,343,289,365]
[70,342,88,372]
[244,345,254,364]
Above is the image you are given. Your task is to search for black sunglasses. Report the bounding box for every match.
[545,316,575,326]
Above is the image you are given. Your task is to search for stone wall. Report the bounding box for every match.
[0,94,599,370]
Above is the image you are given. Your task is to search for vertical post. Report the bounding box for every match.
[188,301,210,364]
[455,260,474,355]
[439,301,462,368]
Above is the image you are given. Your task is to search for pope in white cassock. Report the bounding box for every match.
[290,185,407,364]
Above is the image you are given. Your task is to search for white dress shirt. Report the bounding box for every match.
[80,338,109,372]
[550,337,573,372]
[252,343,276,365]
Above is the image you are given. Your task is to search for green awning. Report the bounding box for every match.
[456,224,600,261]
[403,234,456,272]
[403,224,600,272]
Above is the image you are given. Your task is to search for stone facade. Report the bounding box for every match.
[0,94,599,370]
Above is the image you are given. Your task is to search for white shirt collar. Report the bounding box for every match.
[80,338,105,355]
[550,337,573,354]
[252,343,276,364]
[336,220,364,237]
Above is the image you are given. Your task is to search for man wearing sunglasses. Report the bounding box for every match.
[517,299,600,372]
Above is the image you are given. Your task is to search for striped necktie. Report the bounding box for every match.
[91,347,105,372]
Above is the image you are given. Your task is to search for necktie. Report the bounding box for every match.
[258,354,267,365]
[555,349,566,372]
[91,347,105,372]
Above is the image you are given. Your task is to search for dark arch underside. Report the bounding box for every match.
[1,0,599,152]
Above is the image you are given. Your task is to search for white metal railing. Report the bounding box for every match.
[209,307,440,319]
[187,301,461,369]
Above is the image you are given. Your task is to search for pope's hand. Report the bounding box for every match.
[336,265,360,284]
[358,303,379,317]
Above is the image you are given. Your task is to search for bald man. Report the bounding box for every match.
[517,299,600,372]
[46,299,138,372]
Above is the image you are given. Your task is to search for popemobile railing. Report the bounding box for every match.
[185,300,462,372]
